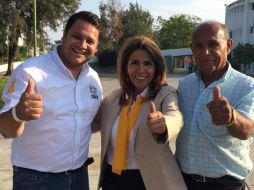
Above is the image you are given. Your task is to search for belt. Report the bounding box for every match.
[187,174,216,182]
[14,157,94,176]
[182,172,241,183]
[105,163,140,175]
[63,157,94,175]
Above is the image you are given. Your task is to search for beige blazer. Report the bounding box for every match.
[95,86,187,190]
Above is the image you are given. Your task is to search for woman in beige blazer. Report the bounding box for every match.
[96,36,187,190]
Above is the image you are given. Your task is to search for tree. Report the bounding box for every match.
[99,0,123,51]
[2,0,80,75]
[155,14,201,49]
[0,0,9,64]
[120,2,154,44]
[232,43,254,69]
[98,1,154,66]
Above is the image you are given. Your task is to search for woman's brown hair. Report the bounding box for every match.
[118,36,167,106]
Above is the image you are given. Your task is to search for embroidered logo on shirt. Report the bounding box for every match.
[89,85,98,99]
[7,79,16,93]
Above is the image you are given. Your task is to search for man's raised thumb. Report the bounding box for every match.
[213,86,221,100]
[25,78,35,94]
[149,101,156,113]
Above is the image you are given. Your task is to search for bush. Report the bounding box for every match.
[232,44,254,65]
[97,48,117,66]
[0,43,8,64]
[16,46,29,60]
[0,78,7,107]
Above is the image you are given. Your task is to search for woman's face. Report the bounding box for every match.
[127,49,155,95]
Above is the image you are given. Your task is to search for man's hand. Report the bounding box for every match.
[147,101,166,134]
[15,79,43,121]
[207,86,232,125]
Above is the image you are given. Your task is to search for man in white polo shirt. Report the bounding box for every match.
[0,11,102,190]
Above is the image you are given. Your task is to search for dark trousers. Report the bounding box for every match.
[13,163,89,190]
[182,172,246,190]
[102,164,146,190]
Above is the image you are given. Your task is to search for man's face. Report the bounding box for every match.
[60,19,99,71]
[191,24,232,79]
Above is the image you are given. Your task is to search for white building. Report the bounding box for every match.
[161,48,193,73]
[225,0,254,48]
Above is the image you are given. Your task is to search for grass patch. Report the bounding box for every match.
[0,78,7,107]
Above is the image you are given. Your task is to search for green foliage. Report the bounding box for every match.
[99,0,123,51]
[0,1,8,64]
[1,0,80,75]
[97,48,118,66]
[155,14,201,49]
[120,2,154,43]
[0,43,8,64]
[232,43,254,65]
[98,1,154,51]
[0,78,7,107]
[16,46,28,60]
[98,2,202,54]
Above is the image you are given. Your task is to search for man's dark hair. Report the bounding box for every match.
[64,11,101,36]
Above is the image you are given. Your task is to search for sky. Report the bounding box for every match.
[47,0,236,43]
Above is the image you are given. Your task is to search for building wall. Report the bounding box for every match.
[225,0,254,48]
[161,48,193,71]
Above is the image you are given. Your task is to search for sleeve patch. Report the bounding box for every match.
[7,79,16,93]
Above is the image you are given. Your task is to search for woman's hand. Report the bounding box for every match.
[147,101,167,134]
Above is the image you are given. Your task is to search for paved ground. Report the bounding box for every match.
[0,69,254,190]
[0,62,22,74]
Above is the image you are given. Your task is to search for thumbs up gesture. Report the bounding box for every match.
[147,101,166,134]
[15,79,43,121]
[207,86,232,125]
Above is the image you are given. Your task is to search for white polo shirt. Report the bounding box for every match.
[0,48,103,172]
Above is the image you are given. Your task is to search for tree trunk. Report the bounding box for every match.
[4,31,20,76]
[5,43,16,76]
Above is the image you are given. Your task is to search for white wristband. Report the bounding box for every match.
[12,107,24,123]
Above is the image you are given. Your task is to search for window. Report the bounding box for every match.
[252,3,254,10]
[251,26,254,34]
[230,31,233,38]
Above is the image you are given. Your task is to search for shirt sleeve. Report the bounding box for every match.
[153,86,183,143]
[0,65,30,114]
[234,88,254,121]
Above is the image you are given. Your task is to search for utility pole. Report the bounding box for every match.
[33,0,37,57]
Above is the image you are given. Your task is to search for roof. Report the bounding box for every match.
[161,47,192,57]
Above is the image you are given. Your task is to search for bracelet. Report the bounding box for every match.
[227,107,237,126]
[12,107,24,123]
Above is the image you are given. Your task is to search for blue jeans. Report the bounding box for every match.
[13,164,89,190]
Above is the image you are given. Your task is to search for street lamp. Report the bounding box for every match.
[33,0,37,57]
